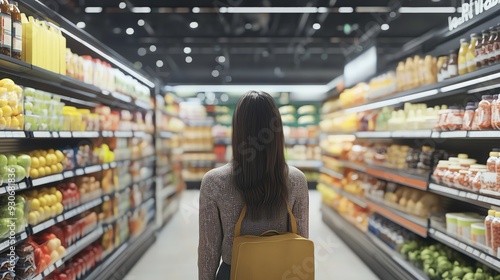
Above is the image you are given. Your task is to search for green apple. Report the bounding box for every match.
[11,165,26,182]
[0,219,9,237]
[7,155,16,166]
[23,87,35,97]
[0,155,6,167]
[24,102,33,112]
[16,155,31,171]
[15,196,24,204]
[14,208,23,220]
[0,166,7,176]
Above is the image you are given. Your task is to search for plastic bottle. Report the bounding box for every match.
[467,33,479,72]
[458,39,469,75]
[496,24,500,63]
[476,95,493,130]
[480,30,490,68]
[489,26,498,65]
[448,51,458,79]
[492,212,500,255]
[438,57,449,82]
[0,0,11,56]
[462,102,477,130]
[492,94,499,129]
[486,210,496,249]
[8,1,19,59]
[487,150,499,172]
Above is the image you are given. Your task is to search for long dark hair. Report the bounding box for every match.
[232,91,289,220]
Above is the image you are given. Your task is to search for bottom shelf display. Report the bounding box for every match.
[321,203,500,280]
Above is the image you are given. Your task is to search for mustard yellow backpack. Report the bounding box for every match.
[230,205,314,280]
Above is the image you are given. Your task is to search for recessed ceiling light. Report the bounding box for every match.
[318,7,328,13]
[150,45,157,52]
[381,23,390,31]
[126,28,134,35]
[137,47,146,56]
[76,22,86,28]
[156,60,164,67]
[197,93,205,100]
[217,56,226,63]
[338,7,354,13]
[221,94,229,102]
[192,7,200,13]
[134,61,142,69]
[85,7,102,13]
[138,19,145,26]
[119,2,126,9]
[184,47,192,54]
[245,23,252,29]
[185,56,193,63]
[225,76,232,82]
[113,27,121,34]
[312,23,321,30]
[190,21,199,29]
[212,70,220,77]
[132,7,152,13]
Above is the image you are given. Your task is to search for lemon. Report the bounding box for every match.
[49,187,57,194]
[30,168,39,178]
[16,114,23,126]
[1,106,12,117]
[38,156,46,167]
[31,157,40,169]
[4,117,10,127]
[10,117,19,129]
[55,203,63,215]
[50,165,57,174]
[38,197,47,208]
[41,150,47,157]
[37,167,46,177]
[50,205,57,217]
[0,117,6,129]
[0,78,15,86]
[44,155,52,166]
[55,191,62,203]
[30,198,40,210]
[44,166,51,175]
[28,212,37,225]
[43,206,52,218]
[56,163,63,173]
[13,85,22,95]
[0,100,6,107]
[49,194,57,205]
[43,194,51,205]
[33,151,41,157]
[55,150,64,162]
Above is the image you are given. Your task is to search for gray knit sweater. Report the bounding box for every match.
[198,163,309,280]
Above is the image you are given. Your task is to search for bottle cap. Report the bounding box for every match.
[489,210,496,216]
[460,38,468,43]
[490,151,499,157]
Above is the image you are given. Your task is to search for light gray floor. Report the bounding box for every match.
[125,190,379,280]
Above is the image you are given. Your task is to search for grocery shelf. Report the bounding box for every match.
[428,183,500,208]
[285,138,319,145]
[322,130,500,140]
[287,160,322,169]
[366,233,429,280]
[320,180,367,208]
[63,225,104,262]
[319,166,343,180]
[33,259,64,280]
[428,227,500,273]
[83,224,157,280]
[321,203,424,280]
[327,62,500,115]
[366,198,428,237]
[31,197,104,234]
[0,232,28,253]
[0,130,153,140]
[214,138,231,145]
[337,160,367,172]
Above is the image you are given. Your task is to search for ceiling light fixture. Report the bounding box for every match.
[245,23,253,29]
[113,27,121,34]
[312,23,321,30]
[381,23,390,31]
[137,19,145,26]
[222,7,322,13]
[212,70,220,77]
[355,6,390,13]
[150,45,157,52]
[190,21,199,28]
[156,60,164,67]
[126,28,134,35]
[399,7,456,13]
[85,7,103,13]
[132,7,152,13]
[184,47,192,54]
[317,7,328,13]
[338,7,354,13]
[137,47,146,56]
[441,72,500,92]
[119,2,126,9]
[217,56,226,63]
[76,22,86,29]
[221,94,229,102]
[185,56,193,63]
[192,7,200,13]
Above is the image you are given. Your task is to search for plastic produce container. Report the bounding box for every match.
[471,223,486,246]
[457,215,483,239]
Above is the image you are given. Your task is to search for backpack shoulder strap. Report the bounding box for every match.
[234,204,298,237]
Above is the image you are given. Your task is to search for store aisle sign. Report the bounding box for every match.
[448,0,499,31]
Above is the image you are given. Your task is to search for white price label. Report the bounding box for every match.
[59,131,72,138]
[76,169,84,176]
[63,171,75,178]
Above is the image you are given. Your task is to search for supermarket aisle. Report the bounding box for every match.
[125,190,379,280]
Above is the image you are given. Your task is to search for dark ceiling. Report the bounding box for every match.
[42,0,462,85]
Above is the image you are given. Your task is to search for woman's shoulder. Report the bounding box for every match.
[200,163,232,192]
[287,166,307,187]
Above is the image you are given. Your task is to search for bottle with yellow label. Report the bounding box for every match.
[458,38,469,75]
[466,33,479,73]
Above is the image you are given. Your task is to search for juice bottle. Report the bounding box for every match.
[467,33,479,72]
[476,95,493,130]
[9,1,20,59]
[489,26,498,65]
[448,51,458,79]
[0,0,11,56]
[480,30,490,68]
[438,56,449,82]
[492,212,500,254]
[486,210,496,249]
[396,62,405,91]
[405,57,414,89]
[458,38,469,75]
[492,94,499,129]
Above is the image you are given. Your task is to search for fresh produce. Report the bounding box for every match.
[56,182,80,210]
[400,240,500,280]
[0,153,31,184]
[22,187,64,226]
[0,78,24,131]
[26,149,65,179]
[30,233,65,274]
[0,195,27,238]
[23,88,64,131]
